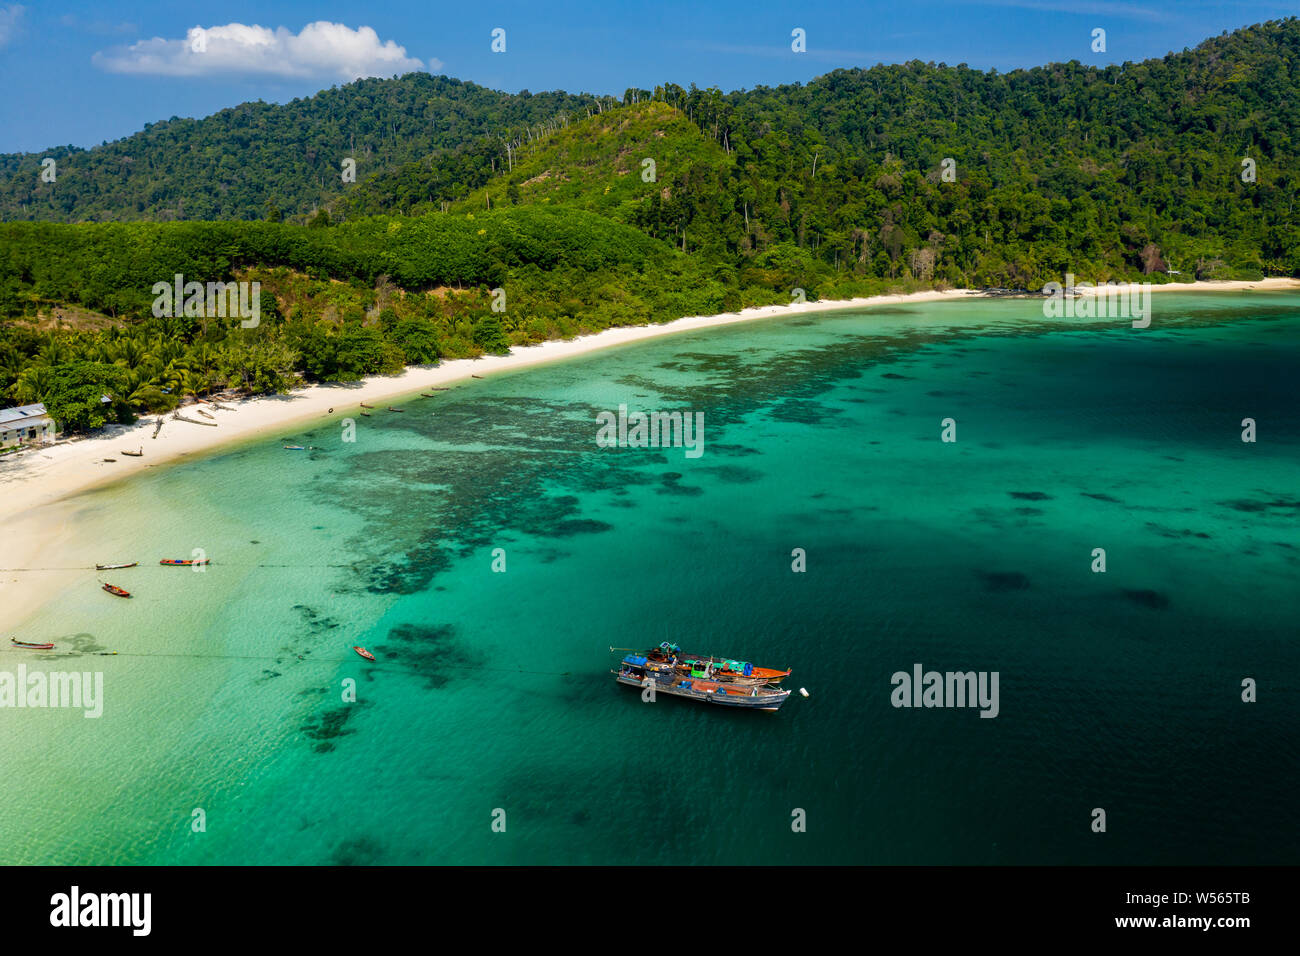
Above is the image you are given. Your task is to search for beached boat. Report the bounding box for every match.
[645,642,792,684]
[121,449,143,457]
[102,583,131,598]
[352,646,376,662]
[360,403,375,409]
[102,458,116,463]
[471,374,484,379]
[10,639,55,650]
[615,655,789,711]
[160,558,209,566]
[96,562,138,570]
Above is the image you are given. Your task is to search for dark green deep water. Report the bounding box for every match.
[3,293,1297,864]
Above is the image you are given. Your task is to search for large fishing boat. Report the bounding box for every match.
[614,654,790,711]
[645,642,792,684]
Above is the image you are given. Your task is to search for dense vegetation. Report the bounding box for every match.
[1,19,1298,433]
[0,75,610,222]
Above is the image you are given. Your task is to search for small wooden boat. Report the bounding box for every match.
[352,646,376,662]
[10,638,55,650]
[429,387,450,391]
[387,406,404,413]
[360,402,375,409]
[284,445,306,450]
[471,374,484,379]
[360,411,372,417]
[102,583,131,598]
[96,562,138,570]
[160,558,209,566]
[121,448,143,457]
[102,458,116,463]
[420,392,435,397]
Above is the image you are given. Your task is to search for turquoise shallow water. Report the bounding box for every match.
[2,292,1297,864]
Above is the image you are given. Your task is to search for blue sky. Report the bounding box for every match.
[0,1,1289,153]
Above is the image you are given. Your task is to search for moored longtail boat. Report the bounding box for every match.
[10,638,55,650]
[614,655,789,712]
[360,403,375,409]
[160,558,209,566]
[96,562,138,570]
[352,646,376,662]
[102,583,131,598]
[387,406,404,412]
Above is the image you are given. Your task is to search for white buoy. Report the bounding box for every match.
[799,687,809,697]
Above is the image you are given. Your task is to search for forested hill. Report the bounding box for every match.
[2,18,1297,231]
[0,76,606,222]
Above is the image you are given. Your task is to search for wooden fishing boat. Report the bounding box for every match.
[645,643,791,684]
[160,558,209,566]
[121,449,143,457]
[102,458,116,463]
[284,445,306,450]
[420,392,435,397]
[614,655,790,711]
[102,583,131,598]
[471,374,484,379]
[387,406,404,412]
[360,402,375,409]
[96,562,138,570]
[352,646,376,662]
[360,411,372,417]
[10,638,55,650]
[429,387,450,391]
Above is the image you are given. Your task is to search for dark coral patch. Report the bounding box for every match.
[979,571,1031,592]
[1009,491,1053,501]
[1122,589,1170,610]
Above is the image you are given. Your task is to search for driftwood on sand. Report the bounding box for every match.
[173,412,217,427]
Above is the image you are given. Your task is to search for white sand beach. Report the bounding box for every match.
[1,278,1296,626]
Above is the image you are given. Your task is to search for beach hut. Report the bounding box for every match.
[0,403,56,448]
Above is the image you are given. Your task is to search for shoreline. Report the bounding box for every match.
[2,277,1296,627]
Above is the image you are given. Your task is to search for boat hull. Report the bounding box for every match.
[615,672,789,711]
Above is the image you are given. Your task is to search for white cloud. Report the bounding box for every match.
[0,5,26,48]
[92,21,430,81]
